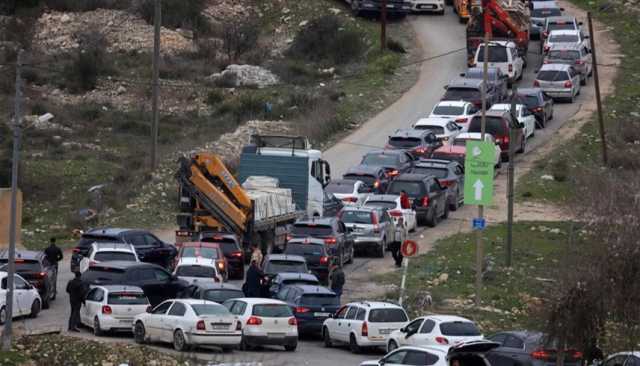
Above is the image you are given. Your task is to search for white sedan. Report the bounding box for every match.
[0,272,41,324]
[133,299,241,351]
[428,101,479,131]
[363,194,417,233]
[326,179,371,205]
[413,117,462,143]
[387,315,483,352]
[174,257,224,285]
[81,285,149,335]
[489,103,536,139]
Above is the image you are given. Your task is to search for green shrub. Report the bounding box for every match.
[221,19,260,63]
[287,15,366,65]
[62,31,109,93]
[371,53,400,75]
[270,60,324,85]
[206,89,225,106]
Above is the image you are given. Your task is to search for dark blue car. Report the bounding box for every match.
[276,285,340,335]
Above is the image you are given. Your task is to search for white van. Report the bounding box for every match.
[473,41,524,85]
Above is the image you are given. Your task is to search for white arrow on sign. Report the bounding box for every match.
[472,145,482,157]
[473,179,484,200]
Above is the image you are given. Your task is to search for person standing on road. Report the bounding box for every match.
[389,241,403,268]
[250,243,263,269]
[400,190,411,209]
[66,271,87,332]
[44,237,63,293]
[243,260,264,297]
[329,262,345,303]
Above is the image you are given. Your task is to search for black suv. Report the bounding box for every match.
[412,159,465,211]
[289,217,354,267]
[284,237,332,284]
[386,129,443,159]
[0,250,56,308]
[72,228,177,270]
[460,67,509,102]
[515,88,554,128]
[276,284,340,335]
[343,165,390,194]
[198,232,244,280]
[443,78,501,109]
[81,261,188,306]
[386,173,449,227]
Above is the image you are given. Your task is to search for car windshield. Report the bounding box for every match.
[340,210,373,224]
[326,182,355,194]
[181,247,219,259]
[362,154,398,167]
[343,174,376,187]
[292,224,333,237]
[285,243,325,256]
[548,24,576,32]
[0,259,41,272]
[388,137,421,148]
[549,34,579,43]
[414,125,444,135]
[440,321,482,336]
[200,238,239,255]
[469,116,507,136]
[387,181,424,196]
[537,70,570,81]
[264,260,306,274]
[176,265,216,278]
[82,267,125,284]
[412,167,449,178]
[432,105,465,115]
[253,304,293,317]
[368,308,408,323]
[443,88,481,101]
[94,252,136,262]
[516,94,540,108]
[301,294,339,306]
[203,289,244,303]
[548,50,580,61]
[191,303,230,316]
[108,292,148,305]
[364,200,397,210]
[476,45,508,62]
[465,69,497,80]
[532,8,562,17]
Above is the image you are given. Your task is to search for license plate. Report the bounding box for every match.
[268,333,285,338]
[387,4,395,7]
[314,312,330,317]
[212,324,229,330]
[379,329,393,335]
[419,4,436,8]
[119,320,132,324]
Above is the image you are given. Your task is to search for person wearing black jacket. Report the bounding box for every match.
[66,272,87,332]
[329,263,345,303]
[243,260,264,297]
[44,237,63,293]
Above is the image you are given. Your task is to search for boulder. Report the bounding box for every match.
[209,64,279,88]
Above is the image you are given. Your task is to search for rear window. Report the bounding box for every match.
[536,70,570,81]
[301,294,339,306]
[282,279,318,286]
[476,45,508,62]
[362,154,398,167]
[191,303,230,316]
[414,125,444,135]
[200,238,240,254]
[368,308,408,323]
[440,321,481,336]
[443,88,481,101]
[181,247,220,259]
[203,289,244,303]
[412,167,448,178]
[82,267,125,284]
[469,116,508,136]
[176,265,217,278]
[94,252,136,262]
[516,94,540,108]
[387,181,425,196]
[292,224,333,237]
[532,8,561,17]
[432,105,465,115]
[364,200,397,210]
[548,23,576,31]
[388,137,421,148]
[326,182,355,194]
[549,34,579,43]
[343,174,376,187]
[253,304,293,317]
[0,259,41,272]
[108,292,148,305]
[79,235,118,247]
[285,243,325,256]
[340,210,373,224]
[548,50,580,61]
[264,260,307,274]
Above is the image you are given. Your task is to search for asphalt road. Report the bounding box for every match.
[4,6,596,366]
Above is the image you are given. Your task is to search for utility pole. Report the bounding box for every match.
[506,85,517,268]
[380,0,388,52]
[475,29,489,307]
[150,0,161,170]
[587,12,607,166]
[1,49,23,351]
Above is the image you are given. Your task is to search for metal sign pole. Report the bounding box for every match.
[398,257,409,306]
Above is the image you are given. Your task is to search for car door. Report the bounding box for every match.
[82,287,102,325]
[146,300,173,341]
[499,334,530,365]
[520,107,535,138]
[13,276,31,316]
[163,301,187,342]
[403,349,441,366]
[332,306,350,342]
[398,318,424,346]
[428,179,445,216]
[380,211,394,244]
[570,67,581,94]
[381,350,410,366]
[344,306,360,342]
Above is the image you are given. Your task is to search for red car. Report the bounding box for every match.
[431,144,467,166]
[198,233,245,280]
[173,242,228,280]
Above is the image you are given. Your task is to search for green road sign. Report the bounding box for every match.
[464,140,495,205]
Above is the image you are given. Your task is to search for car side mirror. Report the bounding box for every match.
[146,306,152,313]
[443,85,448,90]
[579,21,584,25]
[459,72,466,77]
[584,35,590,39]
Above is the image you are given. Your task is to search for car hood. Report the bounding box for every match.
[448,340,500,356]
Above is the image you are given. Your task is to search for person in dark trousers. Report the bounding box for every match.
[243,260,264,297]
[44,237,63,293]
[329,263,345,303]
[66,271,87,332]
[389,241,403,267]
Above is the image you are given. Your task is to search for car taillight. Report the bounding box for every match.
[342,196,358,203]
[389,210,402,217]
[73,248,80,253]
[324,237,337,245]
[217,261,225,271]
[575,60,584,65]
[544,45,550,52]
[320,256,329,265]
[286,235,293,241]
[288,317,297,326]
[568,350,583,360]
[373,224,380,233]
[101,305,112,315]
[436,336,449,345]
[564,81,573,88]
[373,180,380,189]
[196,320,206,330]
[38,272,47,278]
[247,316,262,325]
[531,349,554,360]
[421,196,429,207]
[295,306,311,314]
[236,321,242,331]
[508,64,513,72]
[455,117,468,123]
[533,107,543,113]
[230,251,243,258]
[543,59,549,64]
[533,80,540,87]
[472,100,482,107]
[371,212,379,225]
[387,170,399,177]
[440,180,454,187]
[362,321,368,337]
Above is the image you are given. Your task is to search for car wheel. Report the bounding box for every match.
[438,8,445,15]
[569,94,575,103]
[50,289,56,301]
[0,306,5,325]
[349,334,361,354]
[42,296,50,310]
[442,203,450,219]
[240,336,252,351]
[30,299,41,318]
[134,321,146,344]
[376,239,385,258]
[496,158,502,170]
[580,76,587,86]
[348,245,355,264]
[537,114,546,129]
[518,135,526,154]
[173,329,188,351]
[93,317,104,336]
[388,340,399,353]
[285,342,298,352]
[323,328,333,347]
[449,191,459,211]
[221,346,234,352]
[426,207,437,228]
